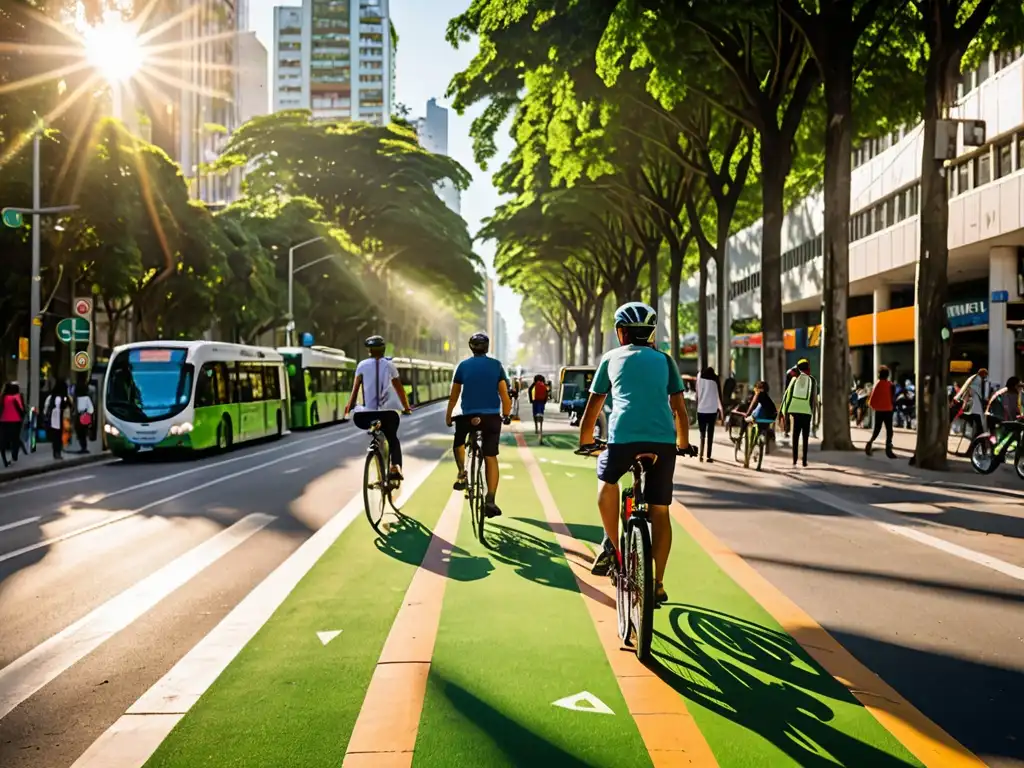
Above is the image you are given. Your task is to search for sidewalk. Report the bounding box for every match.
[0,436,108,484]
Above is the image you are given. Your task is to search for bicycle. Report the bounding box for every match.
[344,410,409,535]
[576,439,697,662]
[969,419,1024,478]
[735,417,775,471]
[459,414,513,545]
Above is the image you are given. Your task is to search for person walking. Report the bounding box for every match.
[43,382,70,460]
[1,382,26,467]
[864,366,897,458]
[696,366,724,463]
[954,368,988,439]
[527,374,548,441]
[781,359,817,467]
[74,383,95,453]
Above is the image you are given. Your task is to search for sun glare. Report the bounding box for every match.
[83,12,144,83]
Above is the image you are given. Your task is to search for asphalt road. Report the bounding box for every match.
[0,406,1021,767]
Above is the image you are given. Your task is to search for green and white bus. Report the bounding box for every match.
[103,341,288,456]
[391,357,454,406]
[279,346,357,428]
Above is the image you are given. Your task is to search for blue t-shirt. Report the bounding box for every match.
[591,345,684,445]
[454,355,508,415]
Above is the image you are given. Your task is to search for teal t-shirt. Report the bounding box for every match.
[591,345,684,444]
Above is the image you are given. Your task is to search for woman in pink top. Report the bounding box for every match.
[1,381,27,467]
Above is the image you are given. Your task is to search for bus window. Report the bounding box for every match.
[263,365,281,400]
[105,347,193,423]
[308,368,320,395]
[248,366,264,401]
[339,369,353,393]
[236,365,254,403]
[196,362,228,407]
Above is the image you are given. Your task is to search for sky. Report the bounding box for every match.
[248,0,522,355]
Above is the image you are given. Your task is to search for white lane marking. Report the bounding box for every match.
[72,447,443,768]
[317,630,342,646]
[0,513,275,721]
[0,516,42,533]
[794,485,1024,583]
[0,475,97,500]
[551,691,614,715]
[283,467,302,475]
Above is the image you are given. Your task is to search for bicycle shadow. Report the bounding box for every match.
[650,605,914,766]
[374,512,493,583]
[482,522,580,593]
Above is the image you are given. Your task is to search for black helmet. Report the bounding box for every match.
[469,332,489,353]
[364,335,385,349]
[614,301,657,344]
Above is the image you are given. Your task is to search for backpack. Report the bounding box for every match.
[791,374,812,401]
[532,381,548,402]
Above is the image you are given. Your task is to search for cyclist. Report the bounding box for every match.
[985,376,1021,436]
[445,332,513,518]
[528,374,548,438]
[743,380,778,467]
[578,302,692,605]
[343,335,413,485]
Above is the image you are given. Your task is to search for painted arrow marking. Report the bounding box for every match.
[551,691,614,715]
[317,630,342,646]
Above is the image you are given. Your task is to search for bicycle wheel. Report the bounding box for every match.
[755,433,766,471]
[734,429,745,464]
[473,448,486,542]
[969,434,1000,474]
[363,447,387,534]
[627,518,654,660]
[616,489,633,643]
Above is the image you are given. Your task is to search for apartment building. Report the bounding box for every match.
[712,49,1024,388]
[237,31,268,125]
[272,0,393,124]
[414,98,461,214]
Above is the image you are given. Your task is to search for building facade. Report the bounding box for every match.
[414,98,462,214]
[237,31,268,125]
[713,48,1024,388]
[272,0,393,124]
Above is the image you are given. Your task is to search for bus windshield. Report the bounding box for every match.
[106,347,194,423]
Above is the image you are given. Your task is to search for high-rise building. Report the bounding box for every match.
[415,98,461,214]
[237,32,268,125]
[494,311,509,364]
[272,0,393,124]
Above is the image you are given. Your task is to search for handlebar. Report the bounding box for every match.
[502,415,512,426]
[575,440,698,459]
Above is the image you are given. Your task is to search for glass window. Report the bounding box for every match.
[975,152,991,187]
[264,366,281,400]
[957,161,969,194]
[977,56,990,85]
[105,347,194,423]
[896,191,906,221]
[249,367,264,401]
[232,364,249,403]
[873,204,884,232]
[997,139,1013,178]
[908,185,919,215]
[195,362,228,408]
[885,197,895,227]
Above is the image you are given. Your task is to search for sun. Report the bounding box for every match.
[82,12,144,83]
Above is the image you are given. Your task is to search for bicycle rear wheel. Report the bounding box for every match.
[472,448,486,542]
[616,489,632,643]
[363,448,387,534]
[627,518,654,660]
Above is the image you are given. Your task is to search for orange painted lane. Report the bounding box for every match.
[669,500,985,768]
[515,432,719,768]
[342,491,463,768]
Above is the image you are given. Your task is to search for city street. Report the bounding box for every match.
[0,407,1019,767]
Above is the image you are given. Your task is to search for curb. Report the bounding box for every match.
[0,451,113,485]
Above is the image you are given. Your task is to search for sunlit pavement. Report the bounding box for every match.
[0,406,1020,767]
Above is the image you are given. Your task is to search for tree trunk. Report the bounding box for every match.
[669,245,683,362]
[819,56,856,451]
[915,38,954,470]
[697,254,709,370]
[760,144,788,400]
[593,293,605,360]
[715,232,731,380]
[648,245,660,310]
[578,324,591,365]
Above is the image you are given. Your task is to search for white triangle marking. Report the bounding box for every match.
[551,691,614,715]
[317,630,342,646]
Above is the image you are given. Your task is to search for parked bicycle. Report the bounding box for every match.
[969,419,1024,478]
[576,439,696,661]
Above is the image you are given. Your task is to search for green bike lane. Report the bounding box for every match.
[122,432,969,768]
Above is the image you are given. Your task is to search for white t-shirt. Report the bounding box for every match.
[355,357,402,412]
[696,376,721,415]
[45,395,65,429]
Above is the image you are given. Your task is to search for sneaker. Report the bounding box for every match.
[483,500,502,518]
[388,468,404,488]
[453,473,467,491]
[865,443,873,456]
[591,539,616,576]
[707,457,714,464]
[655,582,668,606]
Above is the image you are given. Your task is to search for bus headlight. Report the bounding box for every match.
[169,422,193,436]
[104,423,121,437]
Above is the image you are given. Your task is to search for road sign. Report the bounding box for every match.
[74,297,93,317]
[73,351,91,371]
[992,290,1009,303]
[1,209,23,228]
[18,337,28,361]
[56,317,90,344]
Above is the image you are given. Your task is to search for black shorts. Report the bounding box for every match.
[596,442,677,506]
[454,414,502,457]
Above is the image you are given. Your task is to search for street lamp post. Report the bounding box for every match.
[286,236,325,346]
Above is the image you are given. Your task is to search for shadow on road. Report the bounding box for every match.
[374,512,492,583]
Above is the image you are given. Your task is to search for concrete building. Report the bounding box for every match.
[272,0,393,124]
[494,311,510,365]
[414,98,461,214]
[712,48,1024,389]
[237,31,268,125]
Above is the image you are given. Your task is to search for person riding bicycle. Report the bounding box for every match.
[446,332,513,518]
[578,301,692,606]
[985,376,1022,436]
[343,335,413,485]
[743,380,777,466]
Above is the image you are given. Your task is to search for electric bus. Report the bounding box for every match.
[279,346,357,428]
[103,341,287,456]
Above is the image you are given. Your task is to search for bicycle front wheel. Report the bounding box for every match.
[627,519,654,661]
[616,490,633,643]
[756,434,766,471]
[363,448,387,534]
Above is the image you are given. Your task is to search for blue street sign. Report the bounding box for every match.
[945,299,988,329]
[992,290,1009,303]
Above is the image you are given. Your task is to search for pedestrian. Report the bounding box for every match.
[864,366,897,458]
[781,359,817,467]
[43,382,69,460]
[783,360,804,439]
[696,366,724,463]
[74,383,95,453]
[722,374,736,409]
[954,368,988,439]
[528,374,548,440]
[1,382,26,467]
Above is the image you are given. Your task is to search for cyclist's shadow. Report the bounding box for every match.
[482,522,579,592]
[651,605,911,766]
[374,512,493,583]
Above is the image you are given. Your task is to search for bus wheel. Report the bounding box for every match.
[217,418,233,451]
[310,404,319,427]
[276,410,284,438]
